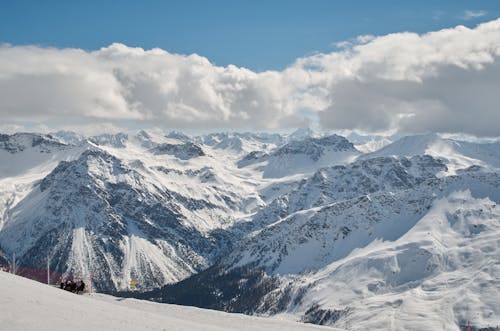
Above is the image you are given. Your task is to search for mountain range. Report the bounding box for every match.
[0,130,498,330]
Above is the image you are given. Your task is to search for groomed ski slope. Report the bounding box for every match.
[0,271,338,331]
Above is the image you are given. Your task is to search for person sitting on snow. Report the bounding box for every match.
[76,280,85,294]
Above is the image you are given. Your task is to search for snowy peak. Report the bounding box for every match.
[151,142,205,160]
[0,132,67,154]
[197,132,284,154]
[88,133,129,148]
[50,130,86,146]
[39,148,127,192]
[306,154,447,196]
[176,168,500,329]
[365,133,440,158]
[366,133,500,172]
[347,132,393,153]
[287,127,315,141]
[239,134,360,178]
[165,130,192,142]
[274,134,356,160]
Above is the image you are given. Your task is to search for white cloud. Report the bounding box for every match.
[0,43,305,131]
[1,19,500,136]
[0,123,51,135]
[461,10,487,20]
[356,35,376,44]
[287,18,500,137]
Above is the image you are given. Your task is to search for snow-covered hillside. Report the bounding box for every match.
[238,134,361,178]
[0,271,335,331]
[143,156,499,328]
[364,133,500,173]
[1,130,499,330]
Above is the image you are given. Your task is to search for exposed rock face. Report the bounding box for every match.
[151,142,205,160]
[0,149,233,291]
[0,133,67,154]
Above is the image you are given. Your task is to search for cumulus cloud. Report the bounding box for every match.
[0,43,304,131]
[1,18,500,136]
[288,18,500,136]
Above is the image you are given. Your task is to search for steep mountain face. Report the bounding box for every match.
[151,142,205,160]
[0,133,67,153]
[224,167,500,274]
[274,135,356,160]
[0,149,237,291]
[251,155,447,229]
[165,131,192,143]
[0,133,88,234]
[239,134,361,178]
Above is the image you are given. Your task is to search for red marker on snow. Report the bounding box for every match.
[467,320,471,331]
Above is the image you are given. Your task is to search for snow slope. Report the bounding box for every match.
[0,133,88,231]
[291,190,500,331]
[239,134,361,178]
[365,133,500,173]
[0,271,336,331]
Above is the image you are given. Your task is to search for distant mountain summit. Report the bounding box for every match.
[151,142,206,160]
[0,132,67,154]
[239,134,360,178]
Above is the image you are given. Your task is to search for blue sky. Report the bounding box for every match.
[1,0,499,70]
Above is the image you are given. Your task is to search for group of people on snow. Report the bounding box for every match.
[60,279,85,294]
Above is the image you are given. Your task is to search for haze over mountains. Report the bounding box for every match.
[0,129,499,330]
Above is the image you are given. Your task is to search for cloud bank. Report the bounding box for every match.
[1,18,500,136]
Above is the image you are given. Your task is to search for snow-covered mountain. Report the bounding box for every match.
[151,142,206,160]
[365,133,500,173]
[0,133,88,233]
[347,132,392,153]
[0,148,239,291]
[250,155,448,229]
[238,134,361,178]
[1,130,499,330]
[145,162,500,330]
[197,132,284,154]
[0,131,265,291]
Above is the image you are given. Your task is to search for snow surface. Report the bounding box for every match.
[0,271,335,331]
